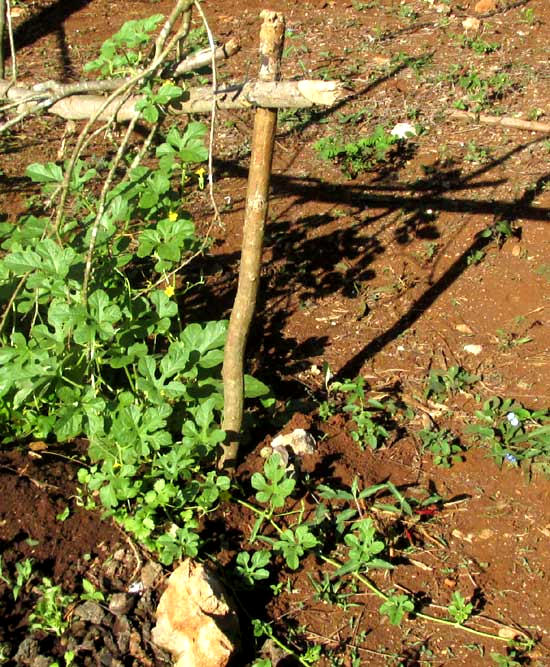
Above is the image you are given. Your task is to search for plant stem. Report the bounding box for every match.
[236,498,282,536]
[262,627,313,667]
[320,555,513,643]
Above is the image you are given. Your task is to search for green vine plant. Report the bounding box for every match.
[0,9,271,565]
[229,459,534,662]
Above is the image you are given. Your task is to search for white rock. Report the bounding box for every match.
[390,122,417,139]
[152,560,239,667]
[462,16,481,31]
[270,429,316,457]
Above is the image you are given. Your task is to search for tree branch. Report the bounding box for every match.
[219,10,285,470]
[450,109,550,134]
[0,78,343,124]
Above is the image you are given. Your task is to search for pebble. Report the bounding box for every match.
[141,560,163,589]
[31,657,50,667]
[109,592,135,616]
[74,600,105,625]
[474,0,497,13]
[114,616,131,653]
[14,638,39,665]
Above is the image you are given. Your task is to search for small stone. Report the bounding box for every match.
[390,122,417,139]
[474,0,497,13]
[14,638,39,665]
[127,581,144,594]
[462,16,481,30]
[456,323,474,335]
[259,445,273,459]
[113,616,131,653]
[498,627,520,640]
[259,638,288,666]
[270,429,316,458]
[109,592,135,616]
[113,548,126,561]
[10,6,28,18]
[31,657,50,667]
[141,560,163,589]
[74,600,105,624]
[464,343,483,355]
[273,445,290,467]
[97,647,123,667]
[478,529,494,540]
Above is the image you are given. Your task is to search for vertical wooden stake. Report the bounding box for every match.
[0,0,5,80]
[219,10,285,469]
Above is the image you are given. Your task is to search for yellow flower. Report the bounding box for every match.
[195,167,207,190]
[168,211,178,222]
[164,285,175,298]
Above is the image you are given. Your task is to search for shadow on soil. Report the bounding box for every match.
[186,138,549,396]
[10,0,90,79]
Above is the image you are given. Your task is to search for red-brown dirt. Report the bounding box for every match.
[0,0,549,665]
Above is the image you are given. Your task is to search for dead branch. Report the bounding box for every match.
[5,0,15,80]
[24,38,240,99]
[0,30,240,132]
[174,37,239,76]
[450,109,550,134]
[0,78,343,124]
[0,0,5,79]
[220,11,285,470]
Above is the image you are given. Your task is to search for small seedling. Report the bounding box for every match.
[479,219,519,246]
[448,591,474,624]
[322,376,394,449]
[49,651,76,667]
[0,556,34,601]
[528,108,544,121]
[379,592,415,625]
[467,249,485,265]
[421,241,438,262]
[251,453,296,510]
[81,578,105,602]
[336,518,393,576]
[520,7,536,25]
[465,142,491,163]
[447,66,514,111]
[495,329,532,350]
[56,506,70,522]
[398,4,418,21]
[425,366,478,400]
[235,550,271,587]
[29,578,75,636]
[467,397,549,468]
[457,34,500,54]
[490,651,522,666]
[419,427,463,467]
[271,525,318,570]
[308,572,356,610]
[535,263,550,283]
[314,126,400,178]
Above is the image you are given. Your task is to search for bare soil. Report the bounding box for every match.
[0,0,549,665]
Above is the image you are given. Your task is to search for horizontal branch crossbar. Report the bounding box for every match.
[0,78,343,123]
